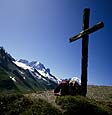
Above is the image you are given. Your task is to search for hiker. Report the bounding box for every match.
[54,77,81,96]
[69,79,81,95]
[54,79,69,96]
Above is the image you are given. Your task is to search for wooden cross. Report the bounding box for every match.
[69,8,104,96]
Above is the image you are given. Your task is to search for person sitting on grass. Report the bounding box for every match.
[54,77,81,96]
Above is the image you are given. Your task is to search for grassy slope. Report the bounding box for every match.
[25,85,112,114]
[26,85,112,103]
[87,85,112,102]
[0,85,112,115]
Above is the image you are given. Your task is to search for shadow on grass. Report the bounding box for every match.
[55,95,112,115]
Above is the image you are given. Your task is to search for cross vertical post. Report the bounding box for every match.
[69,8,104,96]
[81,8,90,96]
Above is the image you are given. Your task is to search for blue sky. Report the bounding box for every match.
[0,0,111,86]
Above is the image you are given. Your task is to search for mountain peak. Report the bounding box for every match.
[18,59,29,65]
[15,59,60,83]
[18,59,46,71]
[0,46,6,56]
[0,46,15,63]
[33,61,45,70]
[0,47,60,92]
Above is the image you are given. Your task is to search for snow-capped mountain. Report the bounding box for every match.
[13,59,61,84]
[0,47,61,93]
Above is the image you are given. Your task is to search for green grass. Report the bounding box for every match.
[0,93,111,115]
[25,85,112,115]
[0,85,112,115]
[55,95,112,115]
[87,85,112,102]
[0,93,63,115]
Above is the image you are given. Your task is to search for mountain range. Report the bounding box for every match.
[0,47,61,93]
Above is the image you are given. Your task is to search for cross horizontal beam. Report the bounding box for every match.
[69,22,104,43]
